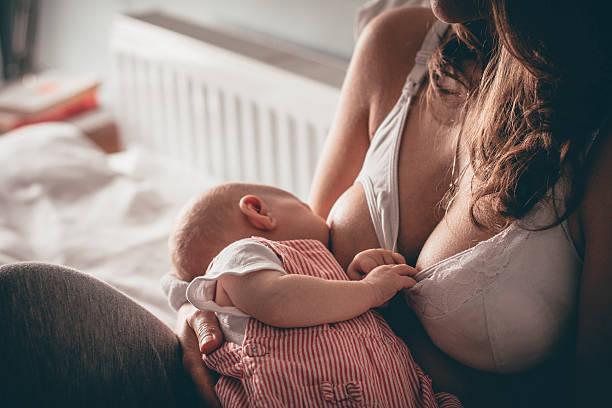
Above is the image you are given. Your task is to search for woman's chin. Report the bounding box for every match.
[430,0,485,24]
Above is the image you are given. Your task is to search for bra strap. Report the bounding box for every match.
[404,20,449,97]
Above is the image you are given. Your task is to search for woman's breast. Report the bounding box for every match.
[327,182,380,269]
[407,217,582,373]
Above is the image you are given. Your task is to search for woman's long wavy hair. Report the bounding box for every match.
[428,0,611,230]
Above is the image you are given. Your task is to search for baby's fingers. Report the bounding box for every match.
[391,252,406,264]
[375,249,405,265]
[381,251,396,265]
[399,275,417,289]
[391,264,418,276]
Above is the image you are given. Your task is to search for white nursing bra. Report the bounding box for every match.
[355,19,449,252]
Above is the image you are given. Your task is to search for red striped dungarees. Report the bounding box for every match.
[205,238,461,407]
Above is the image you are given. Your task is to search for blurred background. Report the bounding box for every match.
[0,0,429,151]
[0,0,375,148]
[0,0,430,323]
[1,0,367,84]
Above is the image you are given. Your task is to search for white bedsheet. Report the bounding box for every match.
[0,123,220,327]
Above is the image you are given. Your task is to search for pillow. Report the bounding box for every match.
[355,0,431,39]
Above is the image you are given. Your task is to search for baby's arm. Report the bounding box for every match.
[217,262,416,328]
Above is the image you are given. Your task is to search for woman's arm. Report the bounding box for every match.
[307,26,371,218]
[161,272,223,406]
[575,128,612,406]
[308,7,437,218]
[218,264,416,328]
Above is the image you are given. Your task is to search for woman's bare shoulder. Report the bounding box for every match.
[356,7,438,135]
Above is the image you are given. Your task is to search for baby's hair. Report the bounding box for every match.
[170,182,284,281]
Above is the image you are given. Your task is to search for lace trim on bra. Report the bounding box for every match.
[409,222,528,318]
[409,197,582,319]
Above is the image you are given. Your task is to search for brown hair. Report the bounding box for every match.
[428,0,611,230]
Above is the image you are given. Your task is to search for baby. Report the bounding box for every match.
[169,182,460,407]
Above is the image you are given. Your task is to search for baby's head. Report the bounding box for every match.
[169,182,329,281]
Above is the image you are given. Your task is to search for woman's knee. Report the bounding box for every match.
[0,262,79,326]
[0,262,198,407]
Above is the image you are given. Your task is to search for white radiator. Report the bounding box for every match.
[109,12,347,200]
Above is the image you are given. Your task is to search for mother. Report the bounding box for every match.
[178,1,611,406]
[0,1,609,407]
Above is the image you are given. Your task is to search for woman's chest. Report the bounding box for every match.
[404,161,583,372]
[407,213,582,373]
[393,113,497,269]
[408,164,502,272]
[327,99,456,267]
[328,100,481,269]
[407,153,583,273]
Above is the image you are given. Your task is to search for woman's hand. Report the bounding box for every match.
[176,302,224,408]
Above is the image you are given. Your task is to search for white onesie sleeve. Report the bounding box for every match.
[186,237,286,345]
[160,273,190,311]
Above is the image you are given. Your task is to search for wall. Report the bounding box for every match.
[34,0,367,83]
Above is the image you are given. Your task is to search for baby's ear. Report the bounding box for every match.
[239,195,276,230]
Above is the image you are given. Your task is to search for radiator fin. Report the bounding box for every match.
[111,14,343,200]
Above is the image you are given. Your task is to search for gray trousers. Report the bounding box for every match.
[0,262,201,407]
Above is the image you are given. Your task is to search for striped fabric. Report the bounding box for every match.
[205,238,462,407]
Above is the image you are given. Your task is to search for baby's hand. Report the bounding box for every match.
[362,264,417,307]
[346,248,406,280]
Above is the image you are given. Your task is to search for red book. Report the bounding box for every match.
[8,91,98,130]
[0,71,100,132]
